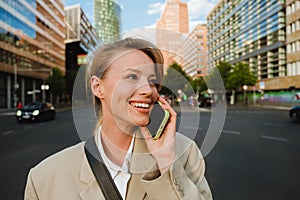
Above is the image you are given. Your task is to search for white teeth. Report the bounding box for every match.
[131,102,150,108]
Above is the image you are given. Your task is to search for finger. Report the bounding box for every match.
[158,97,173,113]
[140,127,152,139]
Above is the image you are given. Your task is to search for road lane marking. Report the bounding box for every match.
[261,135,287,142]
[182,126,202,130]
[221,130,240,135]
[264,123,283,128]
[2,130,14,135]
[24,126,32,130]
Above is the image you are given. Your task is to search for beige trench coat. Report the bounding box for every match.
[24,132,212,200]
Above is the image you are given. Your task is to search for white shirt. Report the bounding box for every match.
[96,127,135,199]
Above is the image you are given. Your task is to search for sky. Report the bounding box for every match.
[64,0,219,33]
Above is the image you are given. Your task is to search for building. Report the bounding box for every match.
[0,0,65,108]
[207,0,289,91]
[94,0,121,44]
[65,4,101,98]
[156,0,189,66]
[285,0,300,89]
[181,24,208,78]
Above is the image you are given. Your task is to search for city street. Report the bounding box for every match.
[0,106,299,199]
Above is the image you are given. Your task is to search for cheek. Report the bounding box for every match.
[110,83,134,104]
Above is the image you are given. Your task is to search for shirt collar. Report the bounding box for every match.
[96,126,135,178]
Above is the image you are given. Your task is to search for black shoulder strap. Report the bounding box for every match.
[84,137,123,200]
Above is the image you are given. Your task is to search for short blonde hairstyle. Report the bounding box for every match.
[86,37,164,116]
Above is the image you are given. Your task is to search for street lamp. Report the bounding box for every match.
[243,85,248,106]
[41,84,49,102]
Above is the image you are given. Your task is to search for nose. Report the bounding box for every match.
[138,81,154,96]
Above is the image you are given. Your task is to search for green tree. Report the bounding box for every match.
[227,62,257,105]
[46,67,66,105]
[206,61,232,91]
[161,62,191,95]
[190,76,207,93]
[227,62,257,90]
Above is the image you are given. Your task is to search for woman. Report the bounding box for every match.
[24,38,212,200]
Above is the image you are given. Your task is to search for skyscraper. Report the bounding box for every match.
[156,0,189,66]
[156,0,189,34]
[94,0,121,44]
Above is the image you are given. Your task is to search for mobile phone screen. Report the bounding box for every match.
[147,102,170,139]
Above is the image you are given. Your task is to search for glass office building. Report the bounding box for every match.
[0,0,65,108]
[207,0,287,90]
[94,0,121,44]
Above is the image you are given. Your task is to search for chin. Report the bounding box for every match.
[134,118,150,127]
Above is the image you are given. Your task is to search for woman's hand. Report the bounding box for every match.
[140,96,177,174]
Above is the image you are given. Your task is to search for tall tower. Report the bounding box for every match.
[156,0,189,66]
[157,0,189,33]
[94,0,121,44]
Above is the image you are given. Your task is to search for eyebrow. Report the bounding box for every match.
[122,68,140,73]
[122,68,157,78]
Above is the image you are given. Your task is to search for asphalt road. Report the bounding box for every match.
[0,106,299,200]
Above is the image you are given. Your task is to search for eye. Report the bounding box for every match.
[149,79,158,87]
[125,74,137,80]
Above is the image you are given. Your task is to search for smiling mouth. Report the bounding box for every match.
[130,102,150,109]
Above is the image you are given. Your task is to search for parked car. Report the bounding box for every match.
[198,94,214,107]
[16,102,56,123]
[289,105,300,122]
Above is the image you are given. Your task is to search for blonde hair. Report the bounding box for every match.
[86,37,164,121]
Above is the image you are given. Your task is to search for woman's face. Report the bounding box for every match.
[100,50,160,130]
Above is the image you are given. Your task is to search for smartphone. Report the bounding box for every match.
[147,101,170,140]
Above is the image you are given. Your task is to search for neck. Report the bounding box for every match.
[100,120,134,166]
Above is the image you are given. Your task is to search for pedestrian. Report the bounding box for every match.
[24,38,212,200]
[17,101,22,110]
[188,95,195,109]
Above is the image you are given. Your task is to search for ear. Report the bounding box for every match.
[91,76,104,99]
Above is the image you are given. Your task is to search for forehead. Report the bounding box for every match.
[110,50,155,70]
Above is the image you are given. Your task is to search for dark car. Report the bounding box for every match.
[289,105,300,122]
[16,102,56,123]
[198,94,214,107]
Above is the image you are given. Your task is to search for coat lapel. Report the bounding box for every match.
[78,131,158,200]
[126,130,158,199]
[79,137,106,200]
[129,130,157,173]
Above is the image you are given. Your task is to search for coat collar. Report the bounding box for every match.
[79,136,105,200]
[78,130,158,199]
